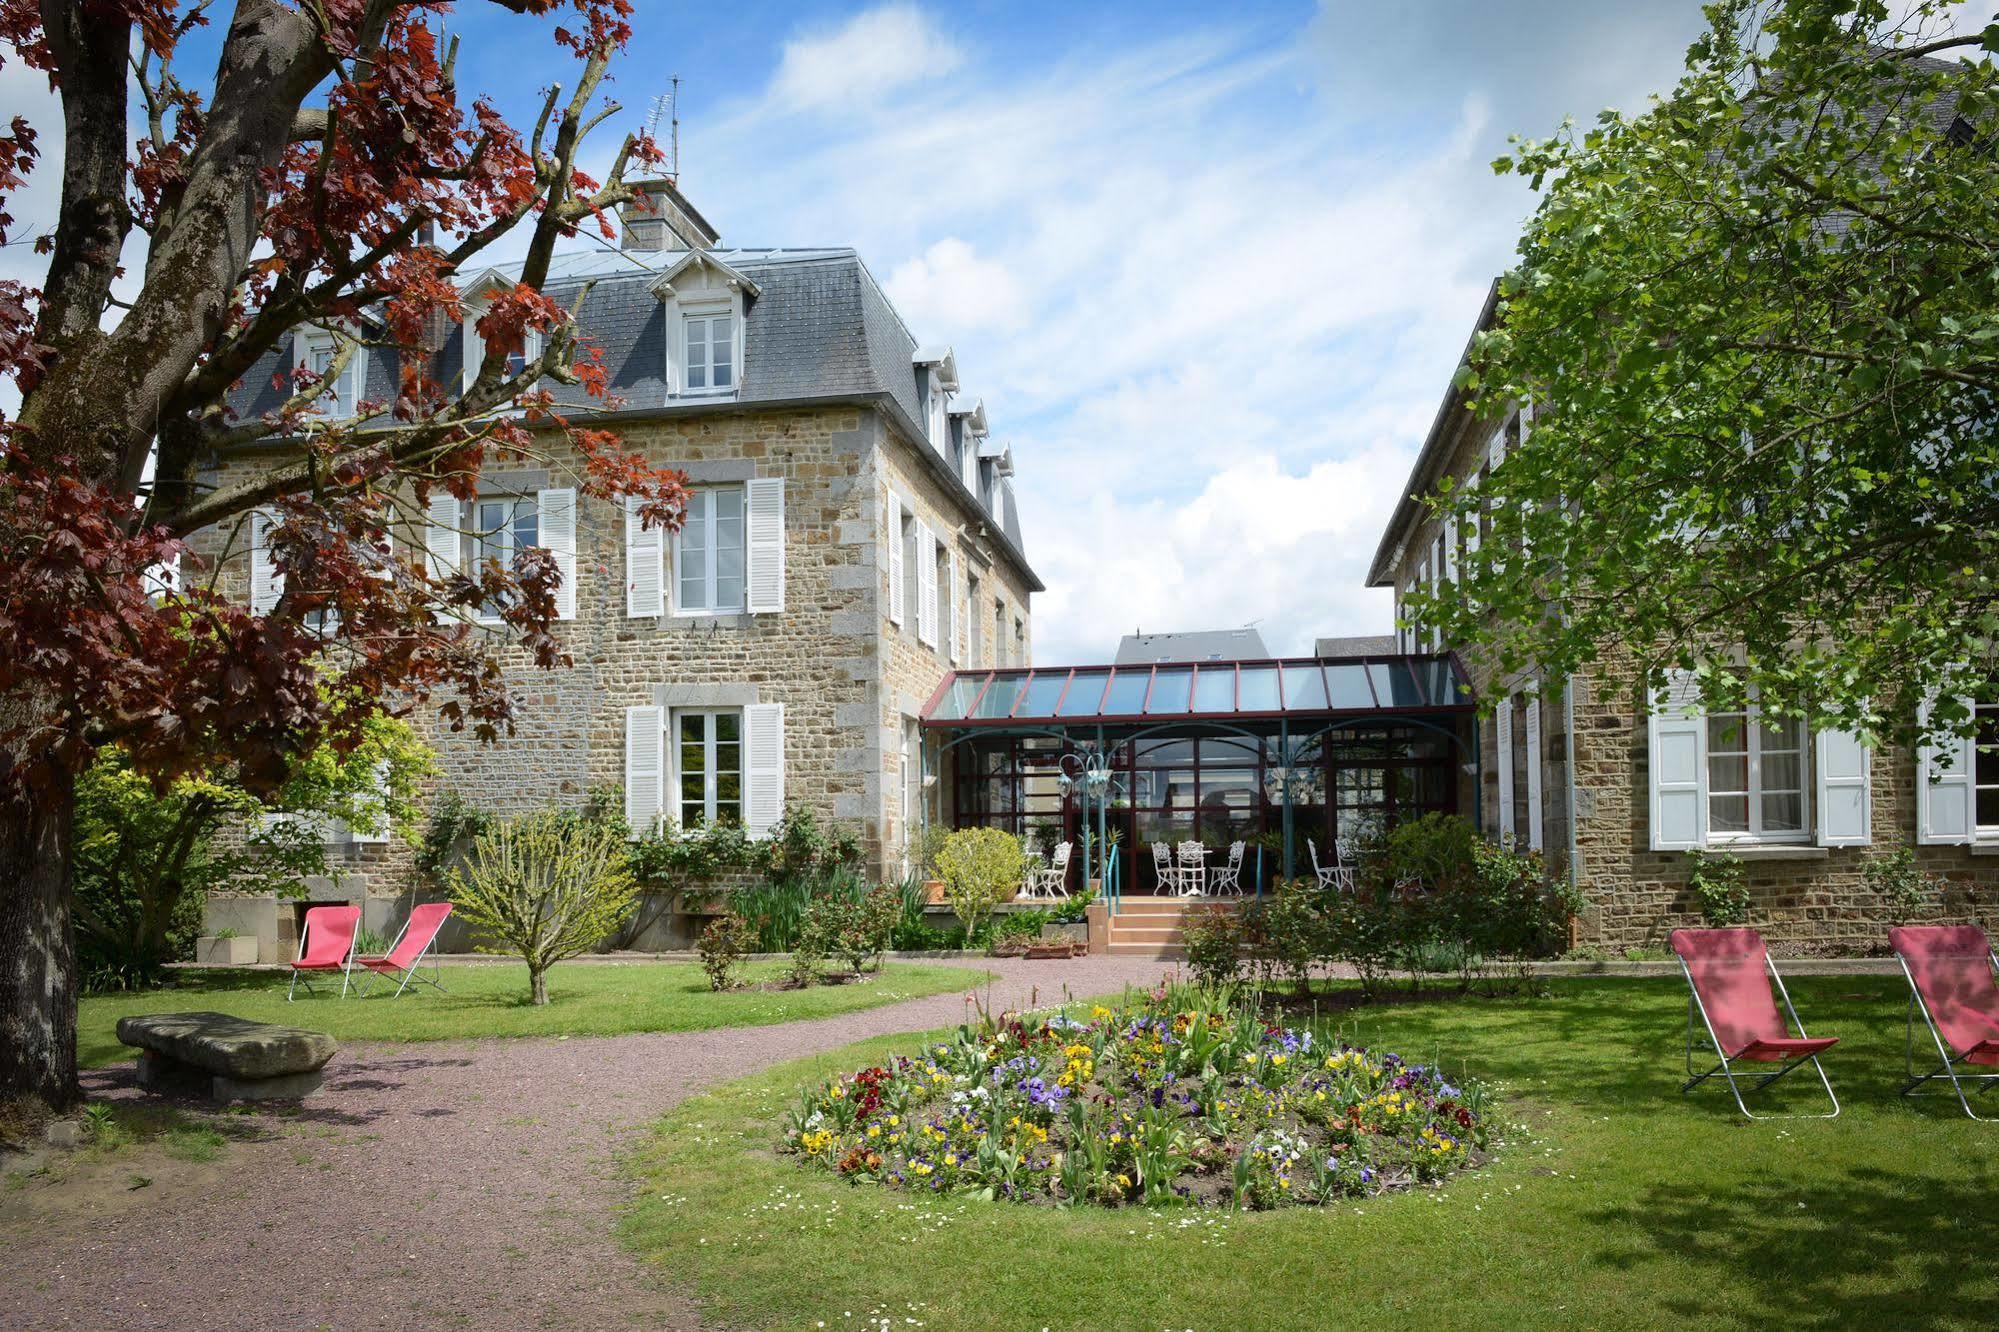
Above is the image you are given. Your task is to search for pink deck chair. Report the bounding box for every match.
[1669,928,1839,1119]
[355,902,453,998]
[1889,925,1999,1120]
[288,904,361,1000]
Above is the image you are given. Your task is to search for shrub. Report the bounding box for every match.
[1181,903,1245,987]
[1863,846,1946,922]
[447,809,640,1005]
[934,827,1027,941]
[1686,850,1749,926]
[698,910,754,992]
[806,882,902,974]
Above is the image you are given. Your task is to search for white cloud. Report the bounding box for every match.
[767,5,963,113]
[883,238,1029,334]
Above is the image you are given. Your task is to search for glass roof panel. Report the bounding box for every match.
[1147,668,1194,714]
[1015,670,1069,718]
[1325,663,1376,709]
[972,674,1025,719]
[1192,666,1237,713]
[1101,668,1150,716]
[1239,666,1282,712]
[921,656,1471,725]
[1056,670,1111,717]
[930,673,989,721]
[1368,660,1427,708]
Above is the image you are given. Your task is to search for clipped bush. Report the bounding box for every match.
[935,826,1028,942]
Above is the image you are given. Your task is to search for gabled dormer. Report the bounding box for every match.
[948,397,987,491]
[456,266,542,390]
[913,345,958,451]
[649,249,761,400]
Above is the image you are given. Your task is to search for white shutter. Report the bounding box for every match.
[1495,697,1514,843]
[1648,669,1707,851]
[916,521,938,647]
[745,477,786,614]
[1488,423,1507,471]
[537,487,576,620]
[1815,718,1871,847]
[743,702,785,838]
[1463,477,1481,560]
[1525,695,1544,851]
[625,495,663,617]
[424,492,461,580]
[1917,693,1974,845]
[1443,515,1459,583]
[948,548,963,664]
[624,705,663,837]
[349,760,392,844]
[249,510,283,614]
[887,493,905,627]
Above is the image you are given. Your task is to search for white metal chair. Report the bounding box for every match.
[1308,838,1355,893]
[1176,840,1207,897]
[1209,841,1245,895]
[1028,841,1073,899]
[1150,841,1180,896]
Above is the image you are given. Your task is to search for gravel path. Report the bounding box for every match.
[3,956,1177,1331]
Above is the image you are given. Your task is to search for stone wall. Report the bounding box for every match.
[190,399,1037,958]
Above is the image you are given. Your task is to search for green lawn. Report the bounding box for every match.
[621,976,1999,1331]
[79,961,983,1068]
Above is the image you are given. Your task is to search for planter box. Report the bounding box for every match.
[1040,921,1089,943]
[1024,939,1088,960]
[195,935,258,966]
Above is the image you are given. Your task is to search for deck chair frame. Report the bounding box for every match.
[1677,951,1839,1120]
[1896,945,1999,1121]
[287,907,360,1001]
[358,911,450,998]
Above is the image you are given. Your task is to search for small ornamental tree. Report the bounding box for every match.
[934,827,1027,943]
[448,808,638,1006]
[0,3,690,1114]
[1411,1,1999,746]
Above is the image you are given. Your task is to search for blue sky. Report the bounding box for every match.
[1,0,1722,662]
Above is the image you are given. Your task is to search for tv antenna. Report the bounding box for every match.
[646,76,681,182]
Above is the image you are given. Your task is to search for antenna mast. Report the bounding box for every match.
[646,76,682,183]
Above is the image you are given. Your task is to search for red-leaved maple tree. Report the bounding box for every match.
[0,1,690,1116]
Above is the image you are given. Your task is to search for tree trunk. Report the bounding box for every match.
[0,773,80,1117]
[529,963,548,1006]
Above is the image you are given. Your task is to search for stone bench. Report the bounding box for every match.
[118,1011,337,1102]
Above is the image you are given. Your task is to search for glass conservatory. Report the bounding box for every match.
[918,653,1479,898]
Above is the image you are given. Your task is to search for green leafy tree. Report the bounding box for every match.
[448,809,640,1005]
[73,710,432,989]
[1416,0,1999,742]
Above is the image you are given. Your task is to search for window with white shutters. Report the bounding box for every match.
[673,709,743,828]
[683,311,735,394]
[1706,684,1807,843]
[676,486,746,614]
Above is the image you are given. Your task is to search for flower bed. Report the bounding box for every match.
[780,987,1493,1208]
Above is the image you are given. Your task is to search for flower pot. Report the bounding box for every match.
[923,878,946,905]
[196,935,258,966]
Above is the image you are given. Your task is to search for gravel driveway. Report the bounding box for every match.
[2,956,1176,1331]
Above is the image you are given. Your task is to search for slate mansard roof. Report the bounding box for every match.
[228,243,1039,588]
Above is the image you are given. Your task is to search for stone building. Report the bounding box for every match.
[199,181,1040,959]
[1367,282,1997,953]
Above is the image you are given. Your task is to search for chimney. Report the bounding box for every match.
[620,178,721,253]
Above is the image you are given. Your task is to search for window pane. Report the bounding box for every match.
[1762,752,1802,793]
[1324,664,1374,709]
[1710,794,1749,833]
[1708,754,1748,794]
[1280,665,1327,710]
[1015,671,1067,717]
[1707,713,1748,752]
[973,675,1024,719]
[1761,792,1803,832]
[514,502,538,554]
[1979,787,1999,828]
[1757,715,1800,753]
[1135,739,1196,765]
[1977,740,1999,787]
[714,712,739,744]
[1146,668,1193,714]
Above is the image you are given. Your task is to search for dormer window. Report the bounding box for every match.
[297,329,362,418]
[684,311,735,394]
[913,346,958,450]
[649,249,759,402]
